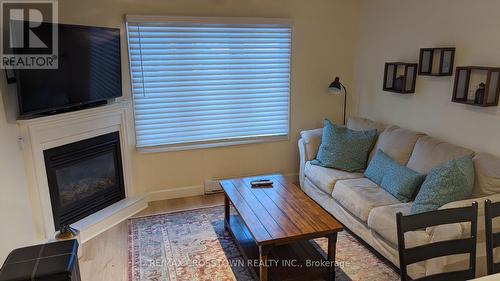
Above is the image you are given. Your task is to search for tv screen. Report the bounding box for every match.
[15,23,122,117]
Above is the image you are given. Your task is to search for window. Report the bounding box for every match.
[126,16,291,151]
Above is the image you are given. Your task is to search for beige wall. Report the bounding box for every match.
[0,82,36,264]
[353,0,500,156]
[0,0,360,262]
[58,0,361,193]
[3,0,500,265]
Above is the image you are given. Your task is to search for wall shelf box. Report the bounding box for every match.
[418,48,455,76]
[383,62,418,94]
[452,66,500,107]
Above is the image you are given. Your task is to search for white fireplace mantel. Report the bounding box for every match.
[18,101,147,242]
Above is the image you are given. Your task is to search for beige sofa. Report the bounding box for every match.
[298,116,500,279]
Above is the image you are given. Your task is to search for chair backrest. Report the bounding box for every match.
[485,199,500,275]
[396,202,478,281]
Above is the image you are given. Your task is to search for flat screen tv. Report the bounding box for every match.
[15,23,122,118]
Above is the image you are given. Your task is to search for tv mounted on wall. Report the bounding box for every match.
[14,22,122,118]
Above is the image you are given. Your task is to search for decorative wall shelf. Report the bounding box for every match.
[418,48,455,76]
[383,62,418,94]
[452,66,500,107]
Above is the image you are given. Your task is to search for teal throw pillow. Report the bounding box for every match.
[365,149,425,202]
[410,155,475,214]
[364,149,391,185]
[311,119,377,172]
[380,162,426,203]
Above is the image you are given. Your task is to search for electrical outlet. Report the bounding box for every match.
[17,137,26,151]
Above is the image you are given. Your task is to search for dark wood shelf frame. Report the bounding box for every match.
[418,48,455,76]
[452,66,500,107]
[383,62,418,94]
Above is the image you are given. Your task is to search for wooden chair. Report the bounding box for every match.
[396,202,478,281]
[485,199,500,275]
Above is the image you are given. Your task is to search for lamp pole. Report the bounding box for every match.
[328,77,347,125]
[341,84,347,125]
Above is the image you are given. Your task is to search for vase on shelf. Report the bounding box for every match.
[474,82,486,104]
[394,75,405,91]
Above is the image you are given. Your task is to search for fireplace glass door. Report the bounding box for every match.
[44,131,125,230]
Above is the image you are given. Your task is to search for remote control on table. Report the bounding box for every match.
[250,179,273,187]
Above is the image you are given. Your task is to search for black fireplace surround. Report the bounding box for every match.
[44,131,125,230]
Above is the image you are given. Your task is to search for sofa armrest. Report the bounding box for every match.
[300,128,323,161]
[424,193,500,277]
[298,128,322,187]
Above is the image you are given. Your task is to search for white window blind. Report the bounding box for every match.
[126,17,291,149]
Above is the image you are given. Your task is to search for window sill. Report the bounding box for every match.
[136,135,289,153]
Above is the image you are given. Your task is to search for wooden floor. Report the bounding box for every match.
[79,193,224,281]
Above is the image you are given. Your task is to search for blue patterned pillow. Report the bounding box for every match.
[365,149,425,202]
[364,149,391,185]
[380,161,426,203]
[411,156,475,214]
[311,119,377,172]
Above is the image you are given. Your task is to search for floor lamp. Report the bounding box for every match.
[328,77,347,125]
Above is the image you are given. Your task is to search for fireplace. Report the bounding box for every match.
[44,131,125,230]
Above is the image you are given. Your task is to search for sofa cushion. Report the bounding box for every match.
[313,119,377,172]
[304,161,362,194]
[411,156,475,214]
[347,116,387,134]
[368,203,430,247]
[406,136,474,174]
[332,178,400,222]
[472,153,500,197]
[369,126,425,166]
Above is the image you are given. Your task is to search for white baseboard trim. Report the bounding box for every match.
[147,185,205,202]
[147,173,299,203]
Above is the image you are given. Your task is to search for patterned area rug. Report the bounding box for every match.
[128,206,399,281]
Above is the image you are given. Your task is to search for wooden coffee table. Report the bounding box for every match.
[220,174,343,281]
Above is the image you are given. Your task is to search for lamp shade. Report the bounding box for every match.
[328,77,342,94]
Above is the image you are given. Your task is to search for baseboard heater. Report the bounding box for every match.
[204,171,283,195]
